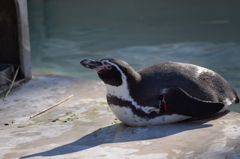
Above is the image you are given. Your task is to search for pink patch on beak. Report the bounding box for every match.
[93,67,102,72]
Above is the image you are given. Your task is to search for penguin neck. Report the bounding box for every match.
[125,67,141,85]
[105,68,141,101]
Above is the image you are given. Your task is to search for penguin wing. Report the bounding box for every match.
[163,87,224,117]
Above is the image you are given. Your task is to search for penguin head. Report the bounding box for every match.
[80,58,137,86]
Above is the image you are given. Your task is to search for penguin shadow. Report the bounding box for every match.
[20,112,228,159]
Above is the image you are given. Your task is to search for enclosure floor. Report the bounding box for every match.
[0,74,240,159]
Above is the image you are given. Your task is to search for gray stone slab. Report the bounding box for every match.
[0,74,240,159]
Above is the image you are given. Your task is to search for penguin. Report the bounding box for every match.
[80,58,239,126]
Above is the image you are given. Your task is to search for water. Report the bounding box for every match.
[27,0,240,112]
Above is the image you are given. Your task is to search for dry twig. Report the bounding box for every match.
[0,74,21,86]
[3,66,20,101]
[29,94,74,119]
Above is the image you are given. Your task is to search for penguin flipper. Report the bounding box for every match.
[163,87,224,117]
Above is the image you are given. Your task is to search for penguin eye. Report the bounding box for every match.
[106,65,112,70]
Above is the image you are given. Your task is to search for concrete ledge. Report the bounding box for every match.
[0,75,240,159]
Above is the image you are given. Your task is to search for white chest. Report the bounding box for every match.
[109,104,190,126]
[105,84,190,126]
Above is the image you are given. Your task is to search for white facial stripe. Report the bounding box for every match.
[101,60,124,74]
[102,60,160,114]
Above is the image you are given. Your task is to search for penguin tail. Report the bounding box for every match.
[235,96,239,104]
[233,89,239,104]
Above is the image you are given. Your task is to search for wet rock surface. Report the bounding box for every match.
[0,74,240,159]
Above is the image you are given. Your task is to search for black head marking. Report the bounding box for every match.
[80,58,123,86]
[97,58,128,86]
[81,58,140,87]
[99,58,140,87]
[97,58,136,86]
[97,64,122,86]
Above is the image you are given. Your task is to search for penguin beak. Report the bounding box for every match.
[80,59,103,70]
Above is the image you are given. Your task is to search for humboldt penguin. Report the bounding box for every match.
[80,58,239,126]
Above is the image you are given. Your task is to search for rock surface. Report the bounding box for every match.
[0,74,240,159]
